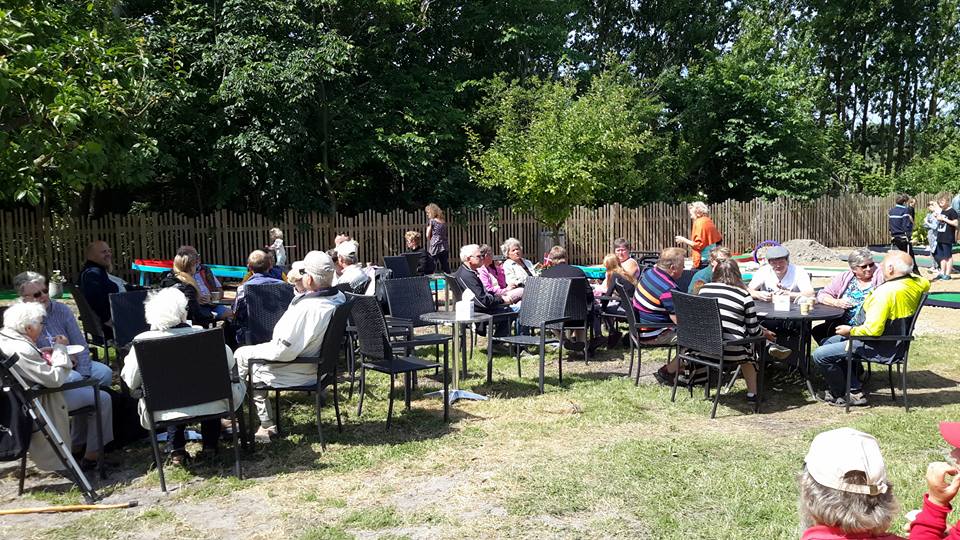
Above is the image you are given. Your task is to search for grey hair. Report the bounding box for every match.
[500,238,521,258]
[3,302,46,334]
[338,252,359,266]
[13,271,46,295]
[460,244,480,263]
[888,257,912,275]
[847,249,875,270]
[689,201,709,216]
[144,288,188,331]
[797,468,898,535]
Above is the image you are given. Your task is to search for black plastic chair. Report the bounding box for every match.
[0,351,103,502]
[70,285,116,367]
[352,295,449,428]
[109,289,150,356]
[557,277,594,362]
[383,276,451,362]
[244,282,295,345]
[401,252,421,276]
[842,293,927,413]
[132,327,243,493]
[443,273,519,374]
[671,291,766,419]
[486,277,572,393]
[245,300,353,447]
[383,256,412,279]
[615,283,676,386]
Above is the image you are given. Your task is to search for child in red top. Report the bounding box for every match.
[908,422,960,539]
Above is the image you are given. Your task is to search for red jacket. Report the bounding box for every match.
[909,494,960,540]
[801,525,904,540]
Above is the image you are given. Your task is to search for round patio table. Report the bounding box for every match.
[754,300,846,400]
[420,311,492,404]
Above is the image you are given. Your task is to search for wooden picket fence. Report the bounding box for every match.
[0,193,919,287]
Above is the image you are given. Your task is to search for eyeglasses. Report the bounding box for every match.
[856,263,876,270]
[22,290,46,300]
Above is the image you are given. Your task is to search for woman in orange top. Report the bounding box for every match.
[675,201,722,269]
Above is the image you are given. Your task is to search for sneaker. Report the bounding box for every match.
[825,390,868,407]
[587,336,606,355]
[931,274,944,282]
[746,393,758,405]
[767,344,792,361]
[943,274,953,281]
[169,449,189,466]
[563,341,585,352]
[606,330,623,349]
[254,425,277,443]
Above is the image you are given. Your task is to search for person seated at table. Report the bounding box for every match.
[813,249,886,344]
[404,230,434,275]
[799,428,902,540]
[159,246,233,328]
[698,259,786,404]
[454,244,516,338]
[811,251,929,407]
[477,244,523,307]
[597,253,638,348]
[333,240,370,294]
[540,245,603,353]
[501,238,538,287]
[122,288,246,463]
[748,245,815,301]
[687,247,732,294]
[613,238,641,278]
[235,251,345,442]
[79,240,131,337]
[233,250,285,345]
[179,246,229,319]
[675,202,723,269]
[633,248,684,384]
[14,271,113,388]
[1,302,114,471]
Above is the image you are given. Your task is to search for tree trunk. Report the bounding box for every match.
[885,80,899,176]
[895,75,908,173]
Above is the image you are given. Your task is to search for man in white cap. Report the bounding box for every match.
[234,250,345,442]
[333,240,370,294]
[747,244,815,301]
[798,427,902,539]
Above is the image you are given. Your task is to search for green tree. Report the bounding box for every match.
[0,0,156,214]
[468,69,673,239]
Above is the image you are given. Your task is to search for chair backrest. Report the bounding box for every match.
[109,289,150,349]
[518,277,570,329]
[614,283,641,342]
[133,328,232,413]
[384,276,435,326]
[350,295,393,362]
[69,285,106,340]
[402,253,421,276]
[383,256,411,279]
[888,292,928,359]
[244,282,295,345]
[560,277,589,323]
[672,290,724,359]
[444,273,465,302]
[318,300,354,379]
[674,269,696,294]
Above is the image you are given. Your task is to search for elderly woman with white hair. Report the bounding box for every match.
[813,248,886,344]
[0,303,114,471]
[13,271,112,387]
[122,288,245,463]
[799,428,903,539]
[675,201,723,269]
[500,238,538,287]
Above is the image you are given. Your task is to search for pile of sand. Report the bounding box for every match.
[780,239,840,264]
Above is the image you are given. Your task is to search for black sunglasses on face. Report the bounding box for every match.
[857,263,876,269]
[23,290,45,299]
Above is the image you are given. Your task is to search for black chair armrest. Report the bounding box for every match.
[543,316,574,326]
[384,317,414,328]
[29,378,100,397]
[632,321,675,329]
[849,335,914,343]
[247,355,321,366]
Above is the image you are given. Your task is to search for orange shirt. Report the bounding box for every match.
[690,216,722,267]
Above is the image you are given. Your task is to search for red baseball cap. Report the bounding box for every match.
[939,422,960,447]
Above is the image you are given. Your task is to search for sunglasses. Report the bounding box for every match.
[22,290,46,299]
[856,263,876,269]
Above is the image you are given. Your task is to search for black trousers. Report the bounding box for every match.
[891,236,919,273]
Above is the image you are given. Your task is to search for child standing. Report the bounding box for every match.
[424,203,450,273]
[268,228,287,270]
[932,193,959,281]
[889,193,917,272]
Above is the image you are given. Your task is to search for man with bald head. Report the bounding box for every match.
[812,250,929,407]
[233,249,284,344]
[78,240,130,334]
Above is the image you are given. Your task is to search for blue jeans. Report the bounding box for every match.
[811,335,865,396]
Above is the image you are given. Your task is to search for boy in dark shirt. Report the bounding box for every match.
[932,192,959,281]
[889,193,917,272]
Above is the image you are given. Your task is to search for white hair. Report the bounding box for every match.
[13,271,46,295]
[460,244,480,263]
[3,302,47,335]
[689,201,710,216]
[144,288,188,331]
[501,238,522,258]
[887,257,912,275]
[798,468,898,535]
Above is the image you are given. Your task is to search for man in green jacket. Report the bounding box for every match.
[812,251,929,407]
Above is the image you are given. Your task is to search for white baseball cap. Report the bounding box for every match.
[804,428,888,496]
[335,240,358,259]
[300,251,335,281]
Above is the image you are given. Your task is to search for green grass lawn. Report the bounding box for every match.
[5,334,960,539]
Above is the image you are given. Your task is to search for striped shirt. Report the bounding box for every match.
[631,267,676,337]
[697,282,760,361]
[35,300,92,376]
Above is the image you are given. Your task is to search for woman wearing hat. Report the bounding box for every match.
[747,245,815,302]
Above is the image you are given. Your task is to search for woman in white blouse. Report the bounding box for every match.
[501,238,538,287]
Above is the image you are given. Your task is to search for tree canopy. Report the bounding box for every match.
[3,0,959,217]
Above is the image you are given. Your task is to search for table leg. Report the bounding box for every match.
[801,321,820,401]
[425,321,487,405]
